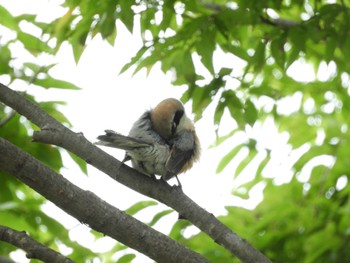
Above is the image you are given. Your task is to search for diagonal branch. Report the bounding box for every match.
[260,15,300,28]
[0,226,74,263]
[0,83,272,263]
[0,138,208,263]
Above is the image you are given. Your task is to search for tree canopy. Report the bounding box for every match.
[1,0,350,262]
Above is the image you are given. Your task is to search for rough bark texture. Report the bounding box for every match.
[0,138,208,263]
[0,83,272,263]
[0,226,74,263]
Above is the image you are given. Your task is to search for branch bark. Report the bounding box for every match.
[0,138,208,263]
[260,15,299,28]
[0,226,74,263]
[0,83,272,263]
[0,256,15,263]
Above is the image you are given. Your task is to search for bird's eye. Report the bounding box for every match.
[172,110,184,134]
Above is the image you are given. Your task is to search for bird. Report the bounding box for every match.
[96,98,200,186]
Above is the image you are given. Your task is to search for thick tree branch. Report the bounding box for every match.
[0,83,272,263]
[0,226,74,263]
[0,138,208,263]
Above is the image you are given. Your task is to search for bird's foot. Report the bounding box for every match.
[173,175,182,190]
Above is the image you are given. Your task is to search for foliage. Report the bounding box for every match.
[1,0,350,262]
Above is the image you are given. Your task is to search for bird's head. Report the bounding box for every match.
[151,98,195,140]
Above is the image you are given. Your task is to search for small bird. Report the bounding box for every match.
[96,98,200,186]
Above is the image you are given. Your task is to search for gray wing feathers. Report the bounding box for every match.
[165,131,195,180]
[165,147,193,178]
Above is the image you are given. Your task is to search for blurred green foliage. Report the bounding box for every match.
[1,0,350,262]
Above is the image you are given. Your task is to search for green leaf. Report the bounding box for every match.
[270,35,286,69]
[196,26,216,74]
[220,90,245,127]
[166,17,204,45]
[221,44,250,62]
[218,67,232,77]
[68,152,88,175]
[216,144,244,173]
[286,45,301,68]
[106,27,117,46]
[99,12,117,39]
[24,62,57,74]
[125,201,158,216]
[288,27,306,52]
[17,32,53,54]
[116,254,136,263]
[222,90,243,109]
[210,129,237,148]
[148,209,174,227]
[119,1,134,33]
[214,99,225,126]
[16,14,37,23]
[255,152,270,178]
[0,45,12,74]
[234,148,257,178]
[169,220,192,240]
[140,7,157,35]
[132,53,159,76]
[0,5,19,30]
[325,32,337,63]
[159,1,175,31]
[172,49,196,84]
[190,78,222,121]
[318,4,343,24]
[244,100,258,125]
[33,76,80,90]
[304,222,343,263]
[39,101,72,126]
[119,46,149,75]
[31,145,63,173]
[71,37,86,63]
[252,41,266,72]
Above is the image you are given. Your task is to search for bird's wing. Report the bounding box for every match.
[96,130,150,150]
[164,131,195,180]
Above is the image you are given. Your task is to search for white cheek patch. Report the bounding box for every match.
[177,114,193,132]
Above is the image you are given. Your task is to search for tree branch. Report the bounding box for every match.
[0,138,208,263]
[0,226,74,263]
[0,256,15,263]
[0,83,272,263]
[260,15,299,28]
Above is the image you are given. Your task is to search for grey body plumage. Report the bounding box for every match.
[96,98,200,184]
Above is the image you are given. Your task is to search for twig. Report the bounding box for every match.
[260,15,299,28]
[0,226,74,263]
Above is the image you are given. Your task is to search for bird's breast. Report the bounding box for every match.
[128,143,171,177]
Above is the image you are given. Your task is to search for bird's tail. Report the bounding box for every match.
[96,130,150,151]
